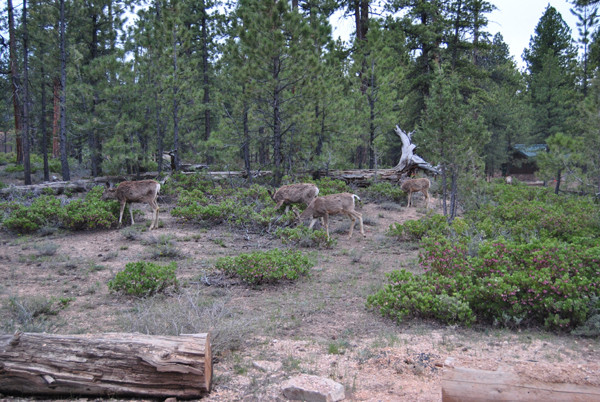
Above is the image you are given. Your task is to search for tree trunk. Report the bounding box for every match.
[201,0,211,143]
[8,0,23,164]
[22,0,31,185]
[172,28,180,172]
[243,99,252,183]
[40,51,49,182]
[58,0,70,181]
[52,77,60,158]
[442,367,600,402]
[0,332,212,398]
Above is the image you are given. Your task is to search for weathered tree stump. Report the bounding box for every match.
[442,367,600,401]
[0,332,211,398]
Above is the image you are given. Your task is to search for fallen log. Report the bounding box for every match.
[0,331,211,398]
[442,367,600,402]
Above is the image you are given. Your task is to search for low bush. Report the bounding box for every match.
[108,261,179,297]
[275,226,336,249]
[1,186,120,233]
[361,181,405,203]
[375,184,600,332]
[369,239,600,330]
[215,249,313,285]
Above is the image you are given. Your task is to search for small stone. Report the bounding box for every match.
[282,374,345,402]
[253,360,282,372]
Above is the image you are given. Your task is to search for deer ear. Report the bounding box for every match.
[104,181,111,189]
[292,208,301,219]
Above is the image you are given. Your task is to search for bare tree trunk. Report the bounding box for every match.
[52,77,60,158]
[8,0,23,164]
[555,168,562,195]
[368,59,376,169]
[40,50,49,181]
[242,98,251,183]
[59,0,70,181]
[172,28,180,172]
[22,0,31,185]
[272,55,283,186]
[201,0,211,143]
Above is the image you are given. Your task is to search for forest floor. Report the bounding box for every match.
[0,175,599,401]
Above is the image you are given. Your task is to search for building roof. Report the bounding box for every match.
[513,144,547,158]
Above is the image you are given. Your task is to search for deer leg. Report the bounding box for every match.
[407,191,412,208]
[149,200,159,230]
[424,190,430,208]
[129,203,135,225]
[118,201,126,226]
[356,212,365,237]
[276,200,284,210]
[348,214,356,239]
[308,218,318,230]
[323,214,330,240]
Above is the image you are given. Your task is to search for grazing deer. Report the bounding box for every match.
[295,193,365,240]
[269,183,319,213]
[102,180,161,230]
[400,177,431,208]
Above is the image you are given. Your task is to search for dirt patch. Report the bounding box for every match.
[0,195,599,401]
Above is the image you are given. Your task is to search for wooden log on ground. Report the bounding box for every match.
[0,331,211,398]
[442,367,600,402]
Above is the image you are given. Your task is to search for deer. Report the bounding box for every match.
[268,183,319,213]
[102,180,161,230]
[505,175,513,185]
[294,193,365,240]
[400,177,431,208]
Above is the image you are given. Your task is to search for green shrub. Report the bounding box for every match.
[108,261,179,297]
[362,181,405,203]
[387,213,451,241]
[171,183,286,228]
[2,195,65,233]
[370,239,600,330]
[63,186,120,230]
[215,249,313,285]
[275,226,337,249]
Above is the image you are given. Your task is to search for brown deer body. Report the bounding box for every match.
[401,178,431,208]
[269,183,319,213]
[102,180,161,230]
[295,193,365,240]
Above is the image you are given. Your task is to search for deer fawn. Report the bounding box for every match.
[102,180,161,230]
[400,177,431,208]
[269,183,319,213]
[295,193,365,240]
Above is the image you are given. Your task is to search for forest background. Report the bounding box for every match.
[2,0,600,204]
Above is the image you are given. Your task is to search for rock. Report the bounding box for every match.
[282,374,345,402]
[253,360,282,372]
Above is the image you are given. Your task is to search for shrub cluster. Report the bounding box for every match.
[373,184,600,332]
[108,261,179,296]
[1,186,120,233]
[215,248,313,285]
[275,226,336,249]
[361,181,405,203]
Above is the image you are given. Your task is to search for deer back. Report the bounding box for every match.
[300,193,357,219]
[401,178,430,192]
[105,180,160,203]
[273,183,319,204]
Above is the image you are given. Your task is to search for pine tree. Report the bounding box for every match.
[523,6,579,144]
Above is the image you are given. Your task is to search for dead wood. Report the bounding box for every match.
[0,331,211,398]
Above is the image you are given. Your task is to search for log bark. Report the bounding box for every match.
[0,332,211,398]
[442,367,600,402]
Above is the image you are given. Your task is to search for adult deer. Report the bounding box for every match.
[102,180,161,230]
[294,193,365,240]
[268,183,319,213]
[400,177,431,208]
